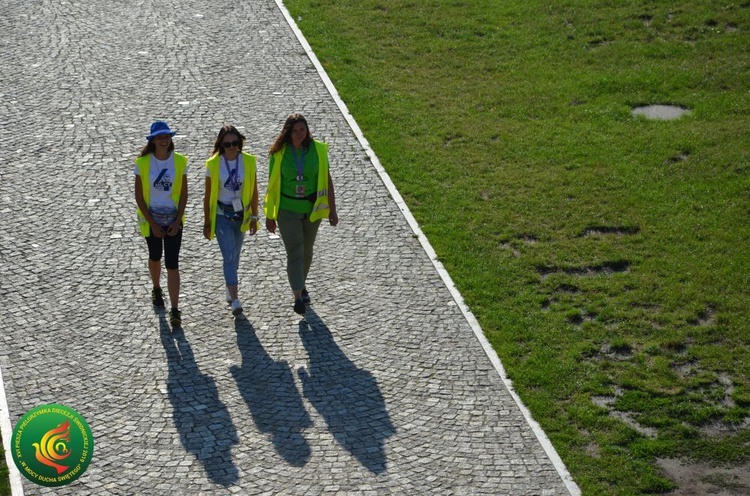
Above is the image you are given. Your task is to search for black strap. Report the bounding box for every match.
[281,192,316,203]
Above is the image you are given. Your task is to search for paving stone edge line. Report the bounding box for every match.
[272,1,581,494]
[0,365,25,496]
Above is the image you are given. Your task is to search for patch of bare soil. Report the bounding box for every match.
[632,104,691,120]
[657,458,750,495]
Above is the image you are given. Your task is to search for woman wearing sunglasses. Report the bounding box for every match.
[203,125,259,315]
[264,113,338,315]
[134,121,188,326]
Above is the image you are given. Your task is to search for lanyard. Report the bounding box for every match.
[223,156,240,193]
[290,146,306,181]
[152,154,170,188]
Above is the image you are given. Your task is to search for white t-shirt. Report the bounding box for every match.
[206,155,244,205]
[134,153,186,210]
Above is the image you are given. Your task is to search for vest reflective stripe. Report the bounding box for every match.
[264,140,329,222]
[205,151,257,240]
[135,152,187,237]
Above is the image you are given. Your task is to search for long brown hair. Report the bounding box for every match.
[210,125,247,157]
[138,139,174,157]
[268,113,313,155]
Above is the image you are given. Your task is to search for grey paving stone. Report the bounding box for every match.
[0,0,574,494]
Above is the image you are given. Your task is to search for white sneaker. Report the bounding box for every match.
[225,288,232,304]
[231,299,243,316]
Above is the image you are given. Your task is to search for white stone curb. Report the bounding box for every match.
[274,2,581,495]
[0,365,25,495]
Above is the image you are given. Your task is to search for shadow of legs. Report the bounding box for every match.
[298,310,395,474]
[161,320,239,486]
[230,317,312,466]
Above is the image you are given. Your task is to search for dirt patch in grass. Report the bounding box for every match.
[578,225,640,237]
[632,104,692,120]
[536,260,631,278]
[657,458,750,495]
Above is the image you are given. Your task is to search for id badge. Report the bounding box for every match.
[295,185,306,197]
[232,198,243,211]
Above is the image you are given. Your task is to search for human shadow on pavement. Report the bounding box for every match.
[230,316,312,466]
[298,310,395,474]
[160,318,239,487]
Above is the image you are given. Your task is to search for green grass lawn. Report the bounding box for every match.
[284,0,750,493]
[0,444,7,496]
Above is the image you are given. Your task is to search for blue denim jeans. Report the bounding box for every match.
[215,214,245,286]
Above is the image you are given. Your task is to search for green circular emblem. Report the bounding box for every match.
[11,403,94,487]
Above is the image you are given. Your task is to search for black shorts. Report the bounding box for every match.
[145,225,182,270]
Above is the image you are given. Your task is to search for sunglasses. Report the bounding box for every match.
[222,140,240,148]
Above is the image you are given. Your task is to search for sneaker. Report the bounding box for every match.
[225,288,232,304]
[293,298,305,315]
[169,308,182,326]
[152,287,165,308]
[301,289,310,304]
[231,299,243,316]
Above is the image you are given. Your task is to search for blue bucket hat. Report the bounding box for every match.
[146,121,176,140]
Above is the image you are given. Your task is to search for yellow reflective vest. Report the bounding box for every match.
[205,151,258,240]
[264,140,329,222]
[135,152,188,237]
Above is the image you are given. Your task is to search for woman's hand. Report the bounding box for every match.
[167,219,181,236]
[203,223,211,240]
[329,210,339,227]
[150,221,166,238]
[249,220,258,235]
[266,219,277,233]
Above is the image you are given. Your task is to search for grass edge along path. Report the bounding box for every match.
[283,0,750,494]
[0,440,8,496]
[0,364,14,496]
[275,1,580,494]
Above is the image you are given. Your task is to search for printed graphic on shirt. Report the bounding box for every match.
[153,168,173,192]
[224,168,242,192]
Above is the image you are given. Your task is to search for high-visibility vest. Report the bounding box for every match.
[264,140,329,222]
[205,151,258,240]
[135,152,188,237]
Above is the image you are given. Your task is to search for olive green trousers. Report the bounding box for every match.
[277,209,321,291]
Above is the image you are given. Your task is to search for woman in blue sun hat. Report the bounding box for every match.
[134,121,188,326]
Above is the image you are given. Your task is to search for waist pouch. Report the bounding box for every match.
[149,207,178,227]
[218,202,242,221]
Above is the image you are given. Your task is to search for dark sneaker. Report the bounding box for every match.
[152,287,165,308]
[301,289,310,304]
[293,298,305,315]
[169,308,182,326]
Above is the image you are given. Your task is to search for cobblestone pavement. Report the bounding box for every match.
[0,0,576,494]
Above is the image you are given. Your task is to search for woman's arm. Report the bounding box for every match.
[168,174,188,236]
[266,158,277,233]
[203,176,212,240]
[135,176,164,237]
[328,172,338,226]
[249,175,259,234]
